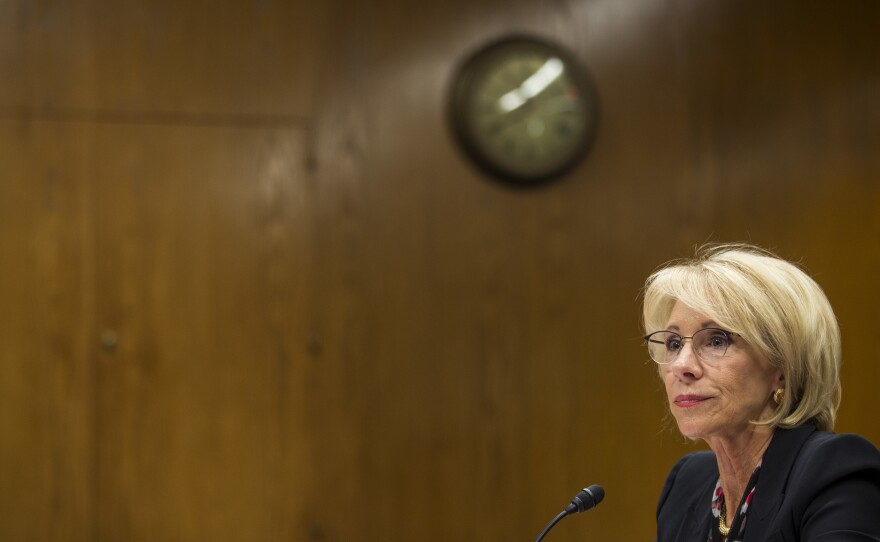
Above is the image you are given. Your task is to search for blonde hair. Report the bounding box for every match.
[642,244,841,431]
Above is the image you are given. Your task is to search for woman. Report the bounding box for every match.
[643,244,880,541]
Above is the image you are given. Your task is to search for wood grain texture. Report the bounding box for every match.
[0,0,878,540]
[91,125,313,540]
[0,120,96,540]
[0,0,325,118]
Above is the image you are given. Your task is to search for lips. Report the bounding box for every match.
[673,394,710,407]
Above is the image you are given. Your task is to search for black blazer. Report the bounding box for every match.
[656,424,880,541]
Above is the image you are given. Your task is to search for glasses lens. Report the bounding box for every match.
[693,328,730,362]
[646,331,681,364]
[645,329,731,364]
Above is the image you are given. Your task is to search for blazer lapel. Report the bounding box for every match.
[688,502,713,542]
[743,424,817,540]
[674,474,716,542]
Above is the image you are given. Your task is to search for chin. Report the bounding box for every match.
[673,417,709,440]
[675,426,702,440]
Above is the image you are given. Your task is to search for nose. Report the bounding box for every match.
[670,340,703,380]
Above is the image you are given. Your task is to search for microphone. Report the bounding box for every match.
[534,485,605,542]
[565,485,604,514]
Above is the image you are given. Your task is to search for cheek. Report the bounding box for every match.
[660,370,677,396]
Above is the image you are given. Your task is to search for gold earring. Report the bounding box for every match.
[773,388,785,405]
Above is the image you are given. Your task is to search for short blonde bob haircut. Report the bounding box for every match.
[642,243,841,431]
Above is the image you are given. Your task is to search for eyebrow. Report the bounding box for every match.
[665,321,718,332]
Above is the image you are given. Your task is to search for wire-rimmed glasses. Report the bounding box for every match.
[644,328,737,364]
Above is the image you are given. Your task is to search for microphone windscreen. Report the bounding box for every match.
[568,484,605,513]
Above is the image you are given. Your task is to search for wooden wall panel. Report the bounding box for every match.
[0,0,326,118]
[0,120,95,540]
[1,0,879,541]
[0,3,95,110]
[91,124,313,540]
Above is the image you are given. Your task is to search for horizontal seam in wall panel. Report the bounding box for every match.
[0,107,312,129]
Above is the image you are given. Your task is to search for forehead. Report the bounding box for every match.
[665,301,718,330]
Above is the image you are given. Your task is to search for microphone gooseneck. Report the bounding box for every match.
[534,485,605,542]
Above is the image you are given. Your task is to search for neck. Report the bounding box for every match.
[706,425,775,518]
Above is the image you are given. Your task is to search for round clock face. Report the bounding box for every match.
[449,36,598,186]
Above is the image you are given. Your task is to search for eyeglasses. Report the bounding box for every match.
[643,328,738,365]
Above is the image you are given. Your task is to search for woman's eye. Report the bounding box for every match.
[708,336,727,348]
[666,338,682,351]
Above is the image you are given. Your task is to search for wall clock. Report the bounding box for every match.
[449,35,599,186]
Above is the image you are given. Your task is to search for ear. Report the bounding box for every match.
[774,372,785,388]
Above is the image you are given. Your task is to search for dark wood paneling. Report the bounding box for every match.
[1,0,879,541]
[0,0,326,118]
